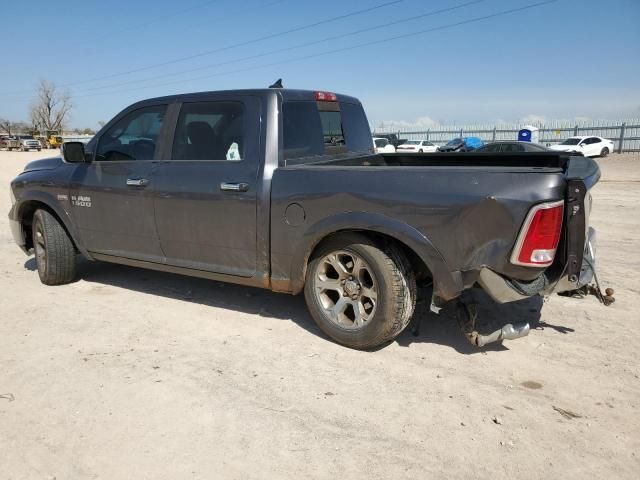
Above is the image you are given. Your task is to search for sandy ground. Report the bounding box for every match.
[0,149,638,480]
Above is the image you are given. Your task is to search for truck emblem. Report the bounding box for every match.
[71,195,92,208]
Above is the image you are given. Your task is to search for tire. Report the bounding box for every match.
[418,149,423,153]
[37,148,41,151]
[304,233,416,349]
[600,147,609,157]
[20,145,25,152]
[32,209,76,285]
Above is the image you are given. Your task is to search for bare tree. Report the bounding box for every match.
[30,80,72,133]
[0,118,29,135]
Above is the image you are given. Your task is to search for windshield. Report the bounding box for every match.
[20,135,34,139]
[404,140,420,145]
[560,138,581,145]
[374,139,388,147]
[446,138,462,146]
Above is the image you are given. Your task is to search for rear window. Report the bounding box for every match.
[283,101,373,162]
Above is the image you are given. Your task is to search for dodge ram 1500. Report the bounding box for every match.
[8,87,601,349]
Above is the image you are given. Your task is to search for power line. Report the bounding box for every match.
[33,0,404,92]
[65,0,487,95]
[64,0,557,100]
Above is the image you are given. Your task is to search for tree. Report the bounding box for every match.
[0,118,29,135]
[82,128,95,135]
[30,80,72,133]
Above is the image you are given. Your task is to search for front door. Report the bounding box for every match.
[153,98,260,277]
[69,104,168,262]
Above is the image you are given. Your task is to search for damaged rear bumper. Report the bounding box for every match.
[479,227,597,303]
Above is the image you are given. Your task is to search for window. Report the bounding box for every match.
[560,138,581,145]
[172,102,244,161]
[502,143,525,152]
[588,137,601,144]
[283,101,374,161]
[422,141,433,146]
[96,105,166,161]
[374,139,388,148]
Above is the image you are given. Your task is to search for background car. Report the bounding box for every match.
[395,139,437,153]
[0,135,11,150]
[12,135,42,151]
[475,141,550,153]
[549,136,614,157]
[437,136,484,152]
[373,137,396,153]
[372,133,405,148]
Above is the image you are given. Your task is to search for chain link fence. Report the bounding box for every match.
[374,119,640,153]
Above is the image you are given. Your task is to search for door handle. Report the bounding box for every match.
[220,182,249,192]
[126,178,149,187]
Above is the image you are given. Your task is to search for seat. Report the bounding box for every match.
[186,121,225,160]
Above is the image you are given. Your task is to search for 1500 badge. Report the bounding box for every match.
[71,195,92,208]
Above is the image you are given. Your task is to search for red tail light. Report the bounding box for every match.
[314,91,337,102]
[510,200,564,267]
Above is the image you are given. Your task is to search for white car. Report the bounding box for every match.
[549,136,614,157]
[373,137,395,153]
[395,139,438,153]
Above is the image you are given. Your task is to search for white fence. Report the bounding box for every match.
[374,119,640,153]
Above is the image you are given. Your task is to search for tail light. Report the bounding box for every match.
[315,91,337,102]
[510,200,564,267]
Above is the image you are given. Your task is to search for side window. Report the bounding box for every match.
[590,137,601,144]
[340,102,375,152]
[172,102,244,161]
[96,105,166,161]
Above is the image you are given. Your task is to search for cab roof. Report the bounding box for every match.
[130,88,362,108]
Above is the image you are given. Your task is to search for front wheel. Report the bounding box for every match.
[32,209,76,285]
[304,233,416,349]
[418,149,423,153]
[600,147,609,157]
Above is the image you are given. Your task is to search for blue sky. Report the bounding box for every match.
[0,0,638,129]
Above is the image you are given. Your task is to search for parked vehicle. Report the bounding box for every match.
[9,88,602,350]
[8,135,41,151]
[0,135,12,150]
[549,136,614,157]
[373,137,396,153]
[372,133,404,148]
[475,141,550,153]
[395,140,437,153]
[437,136,484,152]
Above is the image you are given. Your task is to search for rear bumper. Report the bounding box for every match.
[479,227,597,303]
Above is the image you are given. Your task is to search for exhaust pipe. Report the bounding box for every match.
[473,322,530,347]
[456,302,530,347]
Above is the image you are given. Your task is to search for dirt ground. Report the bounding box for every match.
[0,149,638,479]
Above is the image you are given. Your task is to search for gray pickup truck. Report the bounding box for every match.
[8,88,601,349]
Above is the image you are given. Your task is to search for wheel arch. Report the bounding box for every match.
[14,192,87,256]
[287,212,462,301]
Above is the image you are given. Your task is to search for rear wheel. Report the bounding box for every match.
[304,233,416,349]
[418,149,423,153]
[600,147,609,157]
[32,209,76,285]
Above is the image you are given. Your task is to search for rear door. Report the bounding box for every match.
[69,104,168,262]
[153,96,261,277]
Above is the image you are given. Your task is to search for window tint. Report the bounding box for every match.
[282,102,324,159]
[502,143,525,152]
[589,137,601,144]
[172,102,244,161]
[374,139,388,148]
[283,101,374,161]
[96,105,166,161]
[340,102,375,152]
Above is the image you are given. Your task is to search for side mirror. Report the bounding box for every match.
[61,142,87,163]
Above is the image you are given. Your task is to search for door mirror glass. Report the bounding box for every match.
[61,142,86,163]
